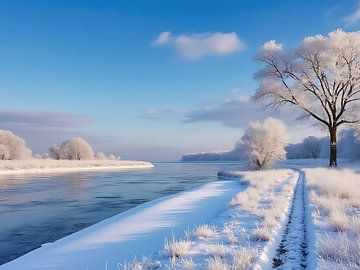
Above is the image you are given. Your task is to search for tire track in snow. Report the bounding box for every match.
[273,171,308,269]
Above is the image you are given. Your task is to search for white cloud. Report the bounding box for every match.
[153,31,245,60]
[0,109,90,128]
[184,95,268,127]
[183,92,326,142]
[344,2,360,26]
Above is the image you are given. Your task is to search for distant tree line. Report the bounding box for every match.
[182,128,360,163]
[182,118,289,169]
[0,130,120,161]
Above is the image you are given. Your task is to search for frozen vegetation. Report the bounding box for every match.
[0,130,32,160]
[306,168,360,269]
[0,130,149,175]
[241,118,288,169]
[0,159,153,175]
[2,29,360,270]
[182,128,360,163]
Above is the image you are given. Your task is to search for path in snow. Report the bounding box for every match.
[272,171,308,269]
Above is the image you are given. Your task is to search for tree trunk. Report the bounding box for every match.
[329,126,337,167]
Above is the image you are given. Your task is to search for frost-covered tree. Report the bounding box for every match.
[59,137,94,160]
[242,118,288,169]
[0,144,10,160]
[107,154,117,160]
[286,136,327,159]
[33,153,43,159]
[338,129,360,160]
[302,136,322,159]
[49,145,62,160]
[0,130,32,160]
[95,152,106,160]
[254,30,360,167]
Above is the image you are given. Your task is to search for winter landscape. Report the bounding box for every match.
[1,1,360,270]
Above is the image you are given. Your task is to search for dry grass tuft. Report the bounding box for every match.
[231,248,258,270]
[329,210,350,232]
[207,243,229,258]
[251,226,272,242]
[207,257,229,270]
[164,234,191,257]
[181,257,196,270]
[317,233,360,267]
[194,224,216,238]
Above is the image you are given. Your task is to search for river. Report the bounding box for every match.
[0,162,242,265]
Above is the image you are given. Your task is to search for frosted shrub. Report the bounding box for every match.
[118,257,161,270]
[95,152,106,160]
[0,130,32,160]
[118,258,143,270]
[230,190,258,210]
[307,169,360,202]
[251,226,272,242]
[59,137,94,160]
[108,154,120,160]
[49,145,62,160]
[231,248,258,270]
[0,144,10,160]
[317,233,360,266]
[221,225,238,244]
[330,210,350,232]
[194,224,215,238]
[206,257,229,270]
[350,216,360,237]
[241,118,288,169]
[181,257,196,270]
[164,235,191,257]
[311,193,345,215]
[226,233,238,245]
[208,243,229,258]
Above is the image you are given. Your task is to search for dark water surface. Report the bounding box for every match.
[0,162,242,265]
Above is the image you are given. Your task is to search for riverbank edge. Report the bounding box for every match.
[0,160,154,176]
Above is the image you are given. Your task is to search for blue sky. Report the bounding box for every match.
[0,0,359,161]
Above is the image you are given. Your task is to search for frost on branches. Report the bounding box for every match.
[49,138,120,161]
[49,137,94,160]
[254,29,360,167]
[242,118,288,169]
[0,130,32,160]
[60,137,94,160]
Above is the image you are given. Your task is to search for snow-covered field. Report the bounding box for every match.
[306,168,360,269]
[0,159,154,176]
[1,160,359,269]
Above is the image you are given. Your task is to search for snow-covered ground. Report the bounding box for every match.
[0,160,154,176]
[305,168,360,269]
[1,159,359,269]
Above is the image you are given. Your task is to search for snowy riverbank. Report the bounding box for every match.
[0,160,154,176]
[1,180,244,270]
[1,162,359,269]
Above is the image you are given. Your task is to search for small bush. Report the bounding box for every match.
[181,257,196,270]
[207,243,229,258]
[164,235,191,257]
[207,257,229,270]
[330,210,350,232]
[317,233,360,266]
[231,248,258,270]
[251,226,271,242]
[194,224,216,238]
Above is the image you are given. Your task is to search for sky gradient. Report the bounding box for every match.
[0,0,359,161]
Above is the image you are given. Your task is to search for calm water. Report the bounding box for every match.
[0,162,242,265]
